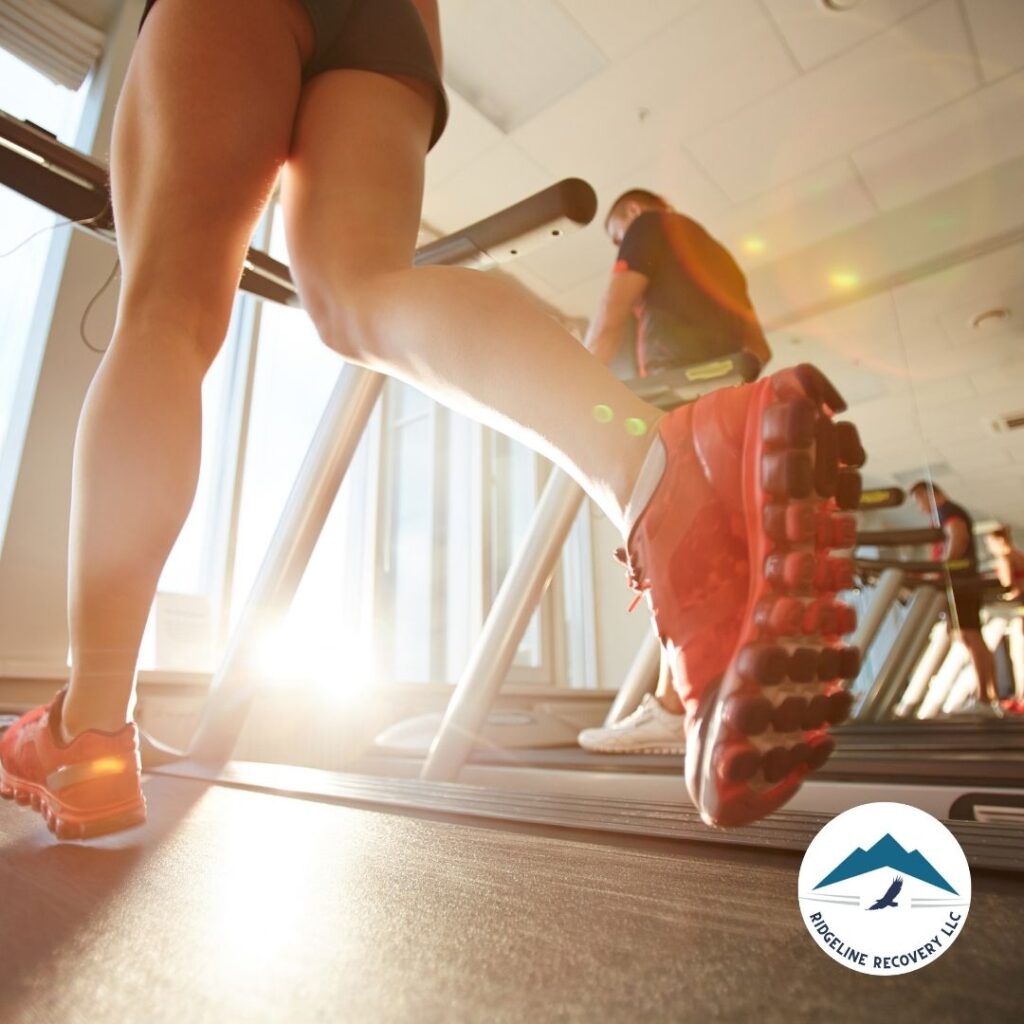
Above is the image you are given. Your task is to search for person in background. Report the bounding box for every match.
[985,525,1024,705]
[579,189,772,755]
[910,481,1001,716]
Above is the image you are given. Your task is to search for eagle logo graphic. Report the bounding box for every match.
[867,875,903,910]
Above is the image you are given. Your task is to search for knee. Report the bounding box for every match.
[294,267,389,364]
[115,288,233,371]
[115,314,227,374]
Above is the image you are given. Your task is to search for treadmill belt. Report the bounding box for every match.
[1,776,1021,1023]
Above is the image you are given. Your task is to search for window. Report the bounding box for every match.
[488,430,547,673]
[136,198,594,691]
[377,381,438,682]
[227,206,376,690]
[0,49,89,524]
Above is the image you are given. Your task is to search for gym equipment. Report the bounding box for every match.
[0,110,596,305]
[4,107,1021,843]
[420,349,757,784]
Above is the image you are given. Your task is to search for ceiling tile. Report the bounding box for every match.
[899,332,1021,385]
[779,351,888,404]
[689,0,978,202]
[906,376,979,409]
[940,441,1013,474]
[852,70,1024,210]
[976,384,1024,426]
[600,150,731,228]
[962,0,1024,81]
[971,352,1024,394]
[938,284,1024,347]
[773,291,900,359]
[762,0,933,70]
[511,0,798,188]
[829,390,917,437]
[439,0,609,132]
[421,140,553,233]
[553,273,607,319]
[554,0,701,60]
[56,0,120,30]
[890,241,1024,321]
[708,159,877,269]
[425,90,506,194]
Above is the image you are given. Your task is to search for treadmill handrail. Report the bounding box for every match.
[855,527,944,547]
[0,109,597,305]
[855,560,1006,599]
[856,557,975,576]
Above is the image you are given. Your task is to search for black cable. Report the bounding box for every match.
[79,258,120,354]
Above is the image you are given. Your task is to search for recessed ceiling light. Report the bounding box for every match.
[828,270,861,291]
[742,236,767,255]
[970,307,1011,330]
[820,0,861,11]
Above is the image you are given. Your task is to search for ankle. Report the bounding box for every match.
[60,696,130,743]
[656,693,684,717]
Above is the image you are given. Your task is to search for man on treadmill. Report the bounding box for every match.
[579,189,772,754]
[910,480,1002,717]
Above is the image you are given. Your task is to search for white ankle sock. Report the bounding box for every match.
[623,436,667,538]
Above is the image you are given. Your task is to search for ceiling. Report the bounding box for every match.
[55,0,122,29]
[426,0,1024,534]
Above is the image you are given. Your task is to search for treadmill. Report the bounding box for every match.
[2,112,1022,1022]
[356,499,1024,826]
[1,110,1021,862]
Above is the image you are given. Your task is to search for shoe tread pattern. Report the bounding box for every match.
[688,364,865,828]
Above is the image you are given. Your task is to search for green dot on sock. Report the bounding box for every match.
[593,404,614,424]
[625,417,648,437]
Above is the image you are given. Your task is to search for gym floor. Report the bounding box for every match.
[2,776,1021,1023]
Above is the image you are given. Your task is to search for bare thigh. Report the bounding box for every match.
[111,0,315,350]
[279,67,435,345]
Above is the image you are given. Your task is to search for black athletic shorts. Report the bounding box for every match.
[947,588,982,632]
[139,0,449,149]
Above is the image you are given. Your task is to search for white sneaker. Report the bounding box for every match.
[578,694,686,754]
[951,699,1005,719]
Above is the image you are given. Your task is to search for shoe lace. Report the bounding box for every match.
[613,546,649,613]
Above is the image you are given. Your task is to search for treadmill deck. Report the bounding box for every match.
[1,774,1022,1023]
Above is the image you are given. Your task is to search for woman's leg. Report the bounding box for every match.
[281,70,864,831]
[62,0,315,736]
[654,650,683,715]
[280,70,662,532]
[1010,619,1024,702]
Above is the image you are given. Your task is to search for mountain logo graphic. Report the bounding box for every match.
[798,803,972,977]
[814,832,957,894]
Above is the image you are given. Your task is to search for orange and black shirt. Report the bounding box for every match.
[616,210,767,376]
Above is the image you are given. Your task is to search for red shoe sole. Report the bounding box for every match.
[685,365,864,828]
[0,763,146,840]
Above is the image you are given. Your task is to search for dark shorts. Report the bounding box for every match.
[947,588,982,632]
[139,0,449,149]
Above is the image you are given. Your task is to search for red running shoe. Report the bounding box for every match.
[0,688,145,839]
[621,364,865,828]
